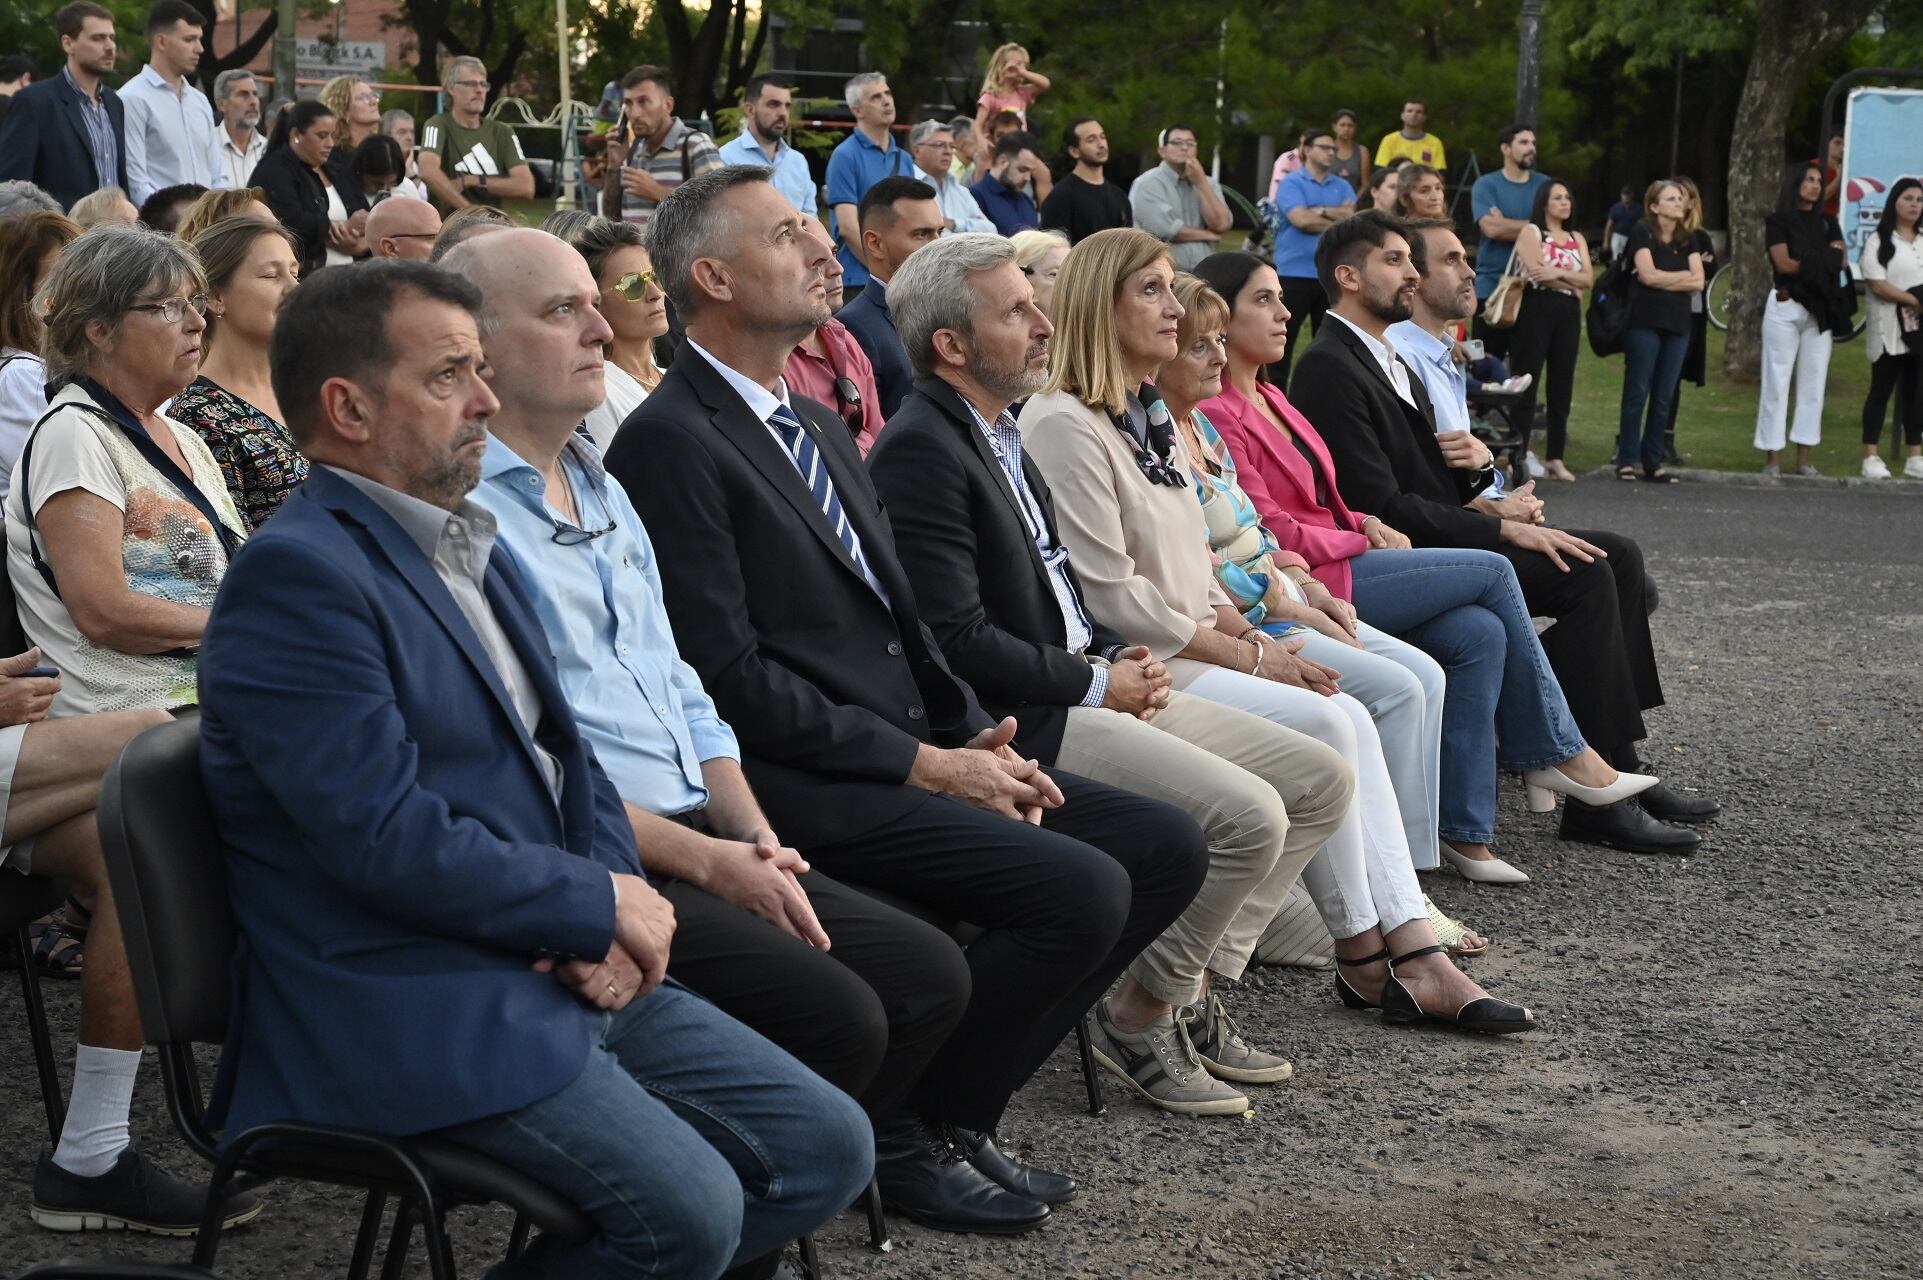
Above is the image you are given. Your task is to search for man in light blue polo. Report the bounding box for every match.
[119,0,226,204]
[825,72,914,299]
[1270,126,1354,388]
[717,74,816,216]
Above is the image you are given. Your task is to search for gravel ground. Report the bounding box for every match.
[3,480,1919,1279]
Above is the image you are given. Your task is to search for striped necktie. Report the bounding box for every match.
[767,403,870,574]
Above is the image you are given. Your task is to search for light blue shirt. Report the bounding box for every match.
[1386,319,1506,496]
[1271,168,1355,280]
[717,129,817,215]
[914,167,997,234]
[119,64,228,204]
[472,432,739,818]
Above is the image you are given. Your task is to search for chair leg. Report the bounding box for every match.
[15,926,67,1146]
[505,1211,532,1260]
[190,1141,252,1269]
[377,1198,417,1280]
[1075,1014,1106,1117]
[862,1176,890,1252]
[421,1199,458,1280]
[347,1190,387,1280]
[797,1233,821,1280]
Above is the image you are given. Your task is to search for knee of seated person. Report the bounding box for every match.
[605,1143,744,1276]
[1296,698,1358,760]
[1210,772,1293,868]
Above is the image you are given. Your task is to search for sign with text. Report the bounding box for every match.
[1841,87,1923,276]
[294,38,387,86]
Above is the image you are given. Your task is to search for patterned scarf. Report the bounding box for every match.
[1109,382,1188,488]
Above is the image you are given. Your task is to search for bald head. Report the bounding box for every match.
[364,196,442,260]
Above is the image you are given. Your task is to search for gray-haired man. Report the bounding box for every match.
[212,69,262,189]
[908,119,994,234]
[825,72,913,295]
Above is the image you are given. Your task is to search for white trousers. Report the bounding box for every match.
[1754,292,1833,451]
[1171,660,1427,940]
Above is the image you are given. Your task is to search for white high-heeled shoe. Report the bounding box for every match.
[1522,765,1659,814]
[1439,843,1531,885]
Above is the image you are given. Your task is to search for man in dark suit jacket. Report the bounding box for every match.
[1291,211,1718,852]
[200,260,872,1278]
[604,167,1206,1235]
[0,3,126,210]
[835,174,940,421]
[870,234,1354,1117]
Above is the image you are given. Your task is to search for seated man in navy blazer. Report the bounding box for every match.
[197,259,872,1280]
[0,2,127,210]
[604,167,1206,1237]
[834,174,940,421]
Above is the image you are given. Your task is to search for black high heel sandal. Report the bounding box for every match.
[1333,947,1389,1011]
[1380,944,1536,1035]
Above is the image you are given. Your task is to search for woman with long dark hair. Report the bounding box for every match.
[1508,178,1591,482]
[1754,162,1846,477]
[251,99,367,275]
[1615,180,1702,482]
[1859,176,1923,479]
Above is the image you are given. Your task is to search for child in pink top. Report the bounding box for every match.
[973,43,1050,135]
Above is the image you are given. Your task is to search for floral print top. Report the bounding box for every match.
[169,376,308,531]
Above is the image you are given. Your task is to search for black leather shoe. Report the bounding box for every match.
[951,1127,1076,1205]
[1559,798,1703,855]
[31,1145,265,1235]
[1638,780,1721,824]
[873,1118,1049,1236]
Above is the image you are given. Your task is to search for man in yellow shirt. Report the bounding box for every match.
[1375,99,1446,171]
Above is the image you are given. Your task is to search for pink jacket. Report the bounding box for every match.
[1198,379,1370,600]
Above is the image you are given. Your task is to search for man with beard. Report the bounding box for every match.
[1293,211,1718,855]
[718,75,816,216]
[212,70,264,189]
[0,2,126,210]
[869,234,1354,1115]
[1467,123,1548,358]
[1039,117,1130,243]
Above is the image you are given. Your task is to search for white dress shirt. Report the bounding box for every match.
[120,65,228,204]
[914,167,997,234]
[219,125,266,190]
[1328,310,1417,408]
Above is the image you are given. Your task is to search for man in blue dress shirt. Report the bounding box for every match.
[119,0,227,204]
[716,75,816,216]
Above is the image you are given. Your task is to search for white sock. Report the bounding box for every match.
[51,1044,141,1178]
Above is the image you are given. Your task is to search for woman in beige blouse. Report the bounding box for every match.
[1022,228,1532,1034]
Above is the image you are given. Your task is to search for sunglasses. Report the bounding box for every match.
[611,269,660,302]
[550,478,618,545]
[831,376,864,438]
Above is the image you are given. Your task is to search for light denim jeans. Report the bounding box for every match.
[1348,547,1586,844]
[438,983,874,1280]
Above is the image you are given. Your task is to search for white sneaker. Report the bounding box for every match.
[1497,373,1534,394]
[1862,455,1891,480]
[1905,456,1923,480]
[1524,450,1546,479]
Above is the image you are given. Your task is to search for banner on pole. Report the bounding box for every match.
[1841,87,1923,276]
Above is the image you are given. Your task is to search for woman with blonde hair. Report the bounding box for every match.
[1009,227,1070,315]
[1394,163,1444,219]
[67,186,138,230]
[174,186,275,244]
[1653,175,1715,467]
[1618,179,1704,481]
[1024,228,1535,1036]
[318,75,382,152]
[973,42,1049,137]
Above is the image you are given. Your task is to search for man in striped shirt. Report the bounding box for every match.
[601,64,721,229]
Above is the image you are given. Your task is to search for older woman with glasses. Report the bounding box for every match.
[3,225,246,715]
[1011,228,1071,317]
[1023,228,1534,1035]
[567,217,669,450]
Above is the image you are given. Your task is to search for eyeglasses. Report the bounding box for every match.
[611,270,660,302]
[450,79,487,91]
[831,376,864,439]
[353,90,381,105]
[129,294,209,325]
[550,477,618,545]
[1163,138,1198,150]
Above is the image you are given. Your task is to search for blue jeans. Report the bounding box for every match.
[438,983,874,1280]
[1616,326,1690,472]
[1348,548,1586,844]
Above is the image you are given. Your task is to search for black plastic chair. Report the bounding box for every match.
[3,872,70,1146]
[95,714,593,1279]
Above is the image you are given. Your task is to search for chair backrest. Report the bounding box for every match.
[95,712,232,1048]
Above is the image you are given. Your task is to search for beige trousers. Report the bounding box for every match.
[1055,691,1354,1006]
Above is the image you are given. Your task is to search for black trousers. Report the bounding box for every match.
[802,771,1207,1131]
[1496,527,1664,759]
[1863,350,1923,447]
[1507,288,1582,460]
[662,873,970,1123]
[1268,275,1329,390]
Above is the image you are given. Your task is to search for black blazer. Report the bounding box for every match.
[252,145,368,276]
[604,344,993,848]
[1289,317,1501,550]
[0,74,127,211]
[836,281,914,420]
[870,377,1125,765]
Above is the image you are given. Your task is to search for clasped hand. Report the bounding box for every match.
[912,717,1064,824]
[1101,645,1171,720]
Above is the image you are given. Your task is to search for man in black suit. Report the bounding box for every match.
[835,175,940,421]
[0,3,126,211]
[869,234,1354,1117]
[1290,210,1718,853]
[604,167,1206,1236]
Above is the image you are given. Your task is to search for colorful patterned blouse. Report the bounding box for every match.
[169,376,309,531]
[1183,408,1308,636]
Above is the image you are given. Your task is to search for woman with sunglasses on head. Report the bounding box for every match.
[782,217,886,453]
[568,217,670,451]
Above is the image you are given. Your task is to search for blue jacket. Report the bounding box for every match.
[197,466,640,1141]
[0,73,127,211]
[836,280,914,421]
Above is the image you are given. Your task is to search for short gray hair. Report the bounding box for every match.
[646,165,774,318]
[213,68,255,102]
[443,56,486,90]
[540,208,598,242]
[907,119,952,150]
[844,72,886,111]
[0,180,60,219]
[38,224,206,384]
[380,107,414,135]
[947,116,976,140]
[889,232,1014,378]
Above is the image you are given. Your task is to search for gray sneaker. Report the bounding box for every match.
[1796,463,1822,478]
[1180,992,1293,1085]
[1090,1002,1250,1116]
[1760,462,1781,478]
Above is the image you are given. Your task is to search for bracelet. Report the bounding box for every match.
[1243,640,1257,674]
[1237,626,1264,644]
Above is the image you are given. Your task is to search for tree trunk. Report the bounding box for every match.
[189,1,277,96]
[1721,0,1876,380]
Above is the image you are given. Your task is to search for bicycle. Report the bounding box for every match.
[1705,260,1866,338]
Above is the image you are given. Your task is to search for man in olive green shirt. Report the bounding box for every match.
[417,55,534,212]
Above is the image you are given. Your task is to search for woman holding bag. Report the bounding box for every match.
[1508,180,1591,482]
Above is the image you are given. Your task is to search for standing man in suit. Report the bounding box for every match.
[870,235,1354,1116]
[837,174,941,421]
[199,259,873,1279]
[0,2,126,211]
[1291,211,1719,854]
[604,167,1207,1236]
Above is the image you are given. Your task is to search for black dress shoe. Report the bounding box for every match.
[951,1127,1076,1205]
[873,1118,1049,1236]
[1559,798,1703,855]
[1638,780,1721,824]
